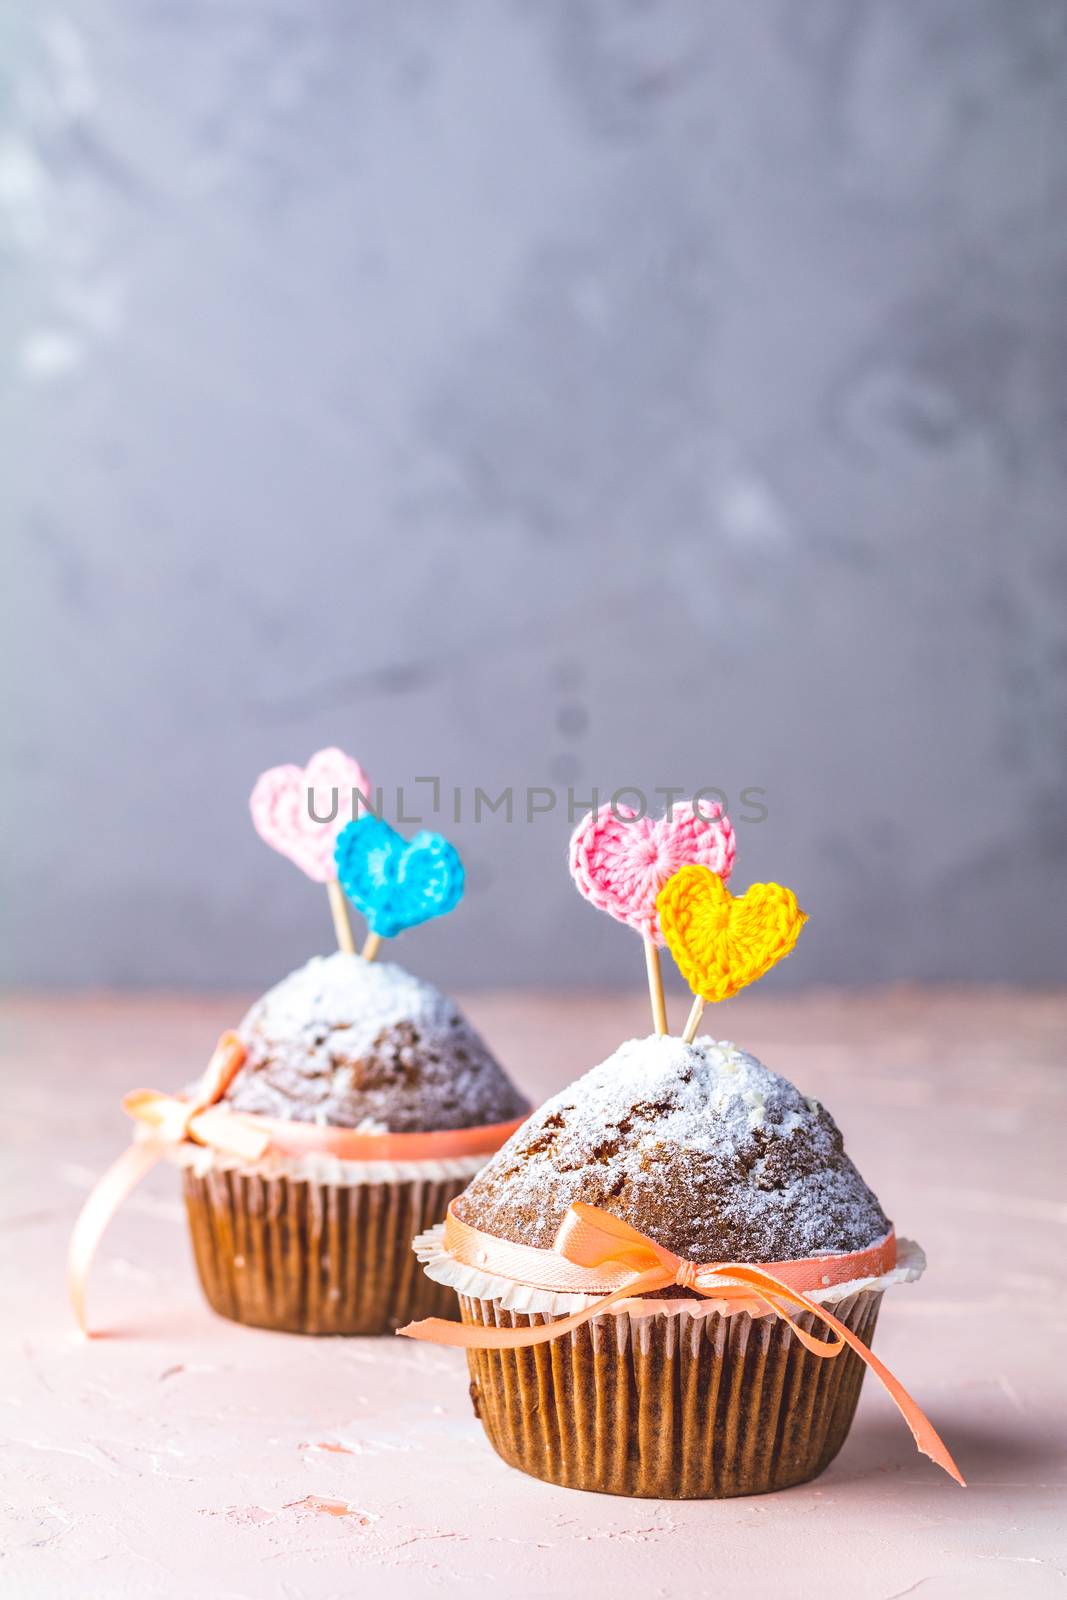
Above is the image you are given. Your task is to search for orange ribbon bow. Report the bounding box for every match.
[67,1032,253,1334]
[399,1201,964,1485]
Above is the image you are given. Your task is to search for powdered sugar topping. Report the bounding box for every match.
[455,1033,890,1262]
[224,952,528,1133]
[238,953,461,1059]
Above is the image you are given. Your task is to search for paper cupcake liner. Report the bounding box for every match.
[181,1155,476,1335]
[413,1223,924,1313]
[173,1139,489,1188]
[459,1287,882,1498]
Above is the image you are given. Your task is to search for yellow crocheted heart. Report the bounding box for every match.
[656,866,807,1002]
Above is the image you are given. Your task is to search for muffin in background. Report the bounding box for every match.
[69,747,531,1341]
[181,952,529,1335]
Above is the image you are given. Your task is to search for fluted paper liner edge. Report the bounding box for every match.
[414,1221,924,1316]
[460,1287,883,1498]
[183,1162,469,1335]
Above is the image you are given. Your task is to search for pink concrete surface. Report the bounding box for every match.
[2,988,1065,1599]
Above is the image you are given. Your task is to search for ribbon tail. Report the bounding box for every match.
[705,1264,963,1486]
[398,1273,670,1349]
[68,1140,167,1336]
[814,1300,965,1486]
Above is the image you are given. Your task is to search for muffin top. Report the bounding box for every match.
[222,952,528,1133]
[453,1034,889,1263]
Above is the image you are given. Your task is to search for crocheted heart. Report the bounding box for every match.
[656,865,807,1002]
[334,817,464,939]
[250,747,372,883]
[569,802,735,945]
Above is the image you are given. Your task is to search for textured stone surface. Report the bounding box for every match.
[3,987,1066,1595]
[3,3,1066,988]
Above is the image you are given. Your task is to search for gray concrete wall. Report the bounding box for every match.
[3,2,1066,992]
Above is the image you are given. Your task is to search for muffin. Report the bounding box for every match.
[178,951,529,1335]
[411,1032,930,1498]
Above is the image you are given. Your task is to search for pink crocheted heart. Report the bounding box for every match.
[569,801,736,944]
[250,747,373,883]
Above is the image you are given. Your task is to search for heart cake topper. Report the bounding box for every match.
[335,816,465,940]
[569,801,735,945]
[657,865,807,1007]
[250,747,373,883]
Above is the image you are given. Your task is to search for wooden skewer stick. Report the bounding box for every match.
[682,995,705,1045]
[326,878,355,954]
[361,931,382,963]
[643,940,668,1036]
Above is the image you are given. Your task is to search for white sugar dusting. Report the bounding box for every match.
[224,953,528,1133]
[457,1033,890,1261]
[239,953,458,1056]
[544,1034,819,1157]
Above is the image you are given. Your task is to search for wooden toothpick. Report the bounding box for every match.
[643,940,668,1036]
[326,878,355,954]
[682,995,705,1045]
[361,931,382,963]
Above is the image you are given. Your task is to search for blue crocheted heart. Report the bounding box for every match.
[334,816,465,938]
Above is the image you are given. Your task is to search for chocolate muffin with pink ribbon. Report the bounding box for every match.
[70,749,527,1338]
[400,802,961,1497]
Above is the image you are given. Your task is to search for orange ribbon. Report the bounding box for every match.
[69,1032,527,1336]
[399,1201,964,1485]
